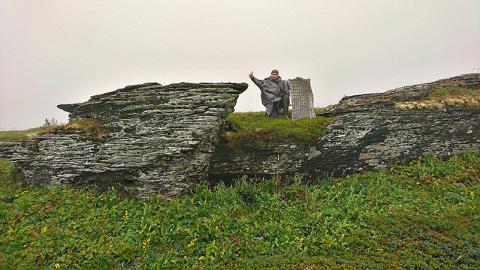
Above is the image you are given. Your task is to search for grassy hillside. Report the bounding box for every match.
[1,153,479,269]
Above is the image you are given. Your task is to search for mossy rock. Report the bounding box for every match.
[221,109,334,149]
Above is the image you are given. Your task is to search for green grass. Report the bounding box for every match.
[0,119,103,142]
[223,110,334,148]
[1,152,479,269]
[0,127,52,141]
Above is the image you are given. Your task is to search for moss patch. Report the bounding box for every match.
[0,158,22,185]
[222,110,334,149]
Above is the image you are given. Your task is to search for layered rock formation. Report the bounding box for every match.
[0,82,247,197]
[1,74,478,197]
[210,73,480,179]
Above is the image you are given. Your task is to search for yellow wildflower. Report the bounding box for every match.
[41,226,48,234]
[187,238,197,248]
[123,210,129,221]
[6,227,13,236]
[142,237,151,252]
[54,263,61,269]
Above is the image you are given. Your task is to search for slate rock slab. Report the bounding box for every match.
[0,82,247,198]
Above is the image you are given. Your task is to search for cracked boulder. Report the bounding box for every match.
[0,82,247,198]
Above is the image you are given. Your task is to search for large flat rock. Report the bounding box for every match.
[0,82,247,198]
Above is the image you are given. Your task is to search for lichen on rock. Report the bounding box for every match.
[0,82,247,198]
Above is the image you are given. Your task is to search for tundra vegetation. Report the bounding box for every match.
[395,85,480,110]
[1,152,479,269]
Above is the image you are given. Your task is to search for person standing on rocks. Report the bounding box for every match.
[249,69,291,118]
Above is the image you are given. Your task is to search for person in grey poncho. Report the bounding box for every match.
[249,69,291,118]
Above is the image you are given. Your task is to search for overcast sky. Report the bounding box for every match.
[1,0,479,130]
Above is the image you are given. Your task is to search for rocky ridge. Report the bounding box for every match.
[1,74,478,197]
[0,82,247,197]
[210,73,480,179]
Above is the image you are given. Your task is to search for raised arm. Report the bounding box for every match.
[249,71,263,88]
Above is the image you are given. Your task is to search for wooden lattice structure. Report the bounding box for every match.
[288,77,316,120]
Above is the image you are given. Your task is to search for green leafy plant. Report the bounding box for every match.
[0,152,479,269]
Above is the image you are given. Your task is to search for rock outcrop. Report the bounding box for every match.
[210,73,480,179]
[1,74,478,197]
[0,82,247,197]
